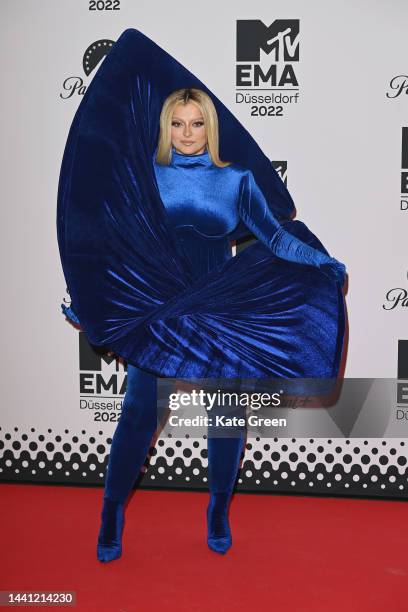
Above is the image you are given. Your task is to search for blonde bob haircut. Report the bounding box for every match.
[155,88,231,168]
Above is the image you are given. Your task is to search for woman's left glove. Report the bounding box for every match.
[319,258,347,285]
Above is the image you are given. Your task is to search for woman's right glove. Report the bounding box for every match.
[61,302,82,327]
[61,302,118,357]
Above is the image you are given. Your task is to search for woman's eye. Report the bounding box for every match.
[171,121,204,127]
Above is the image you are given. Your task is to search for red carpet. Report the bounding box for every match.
[1,483,408,611]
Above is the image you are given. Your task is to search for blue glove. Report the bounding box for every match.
[61,302,82,326]
[239,170,347,285]
[270,228,347,285]
[318,258,347,285]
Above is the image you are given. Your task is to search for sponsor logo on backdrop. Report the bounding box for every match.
[396,340,408,417]
[235,19,300,118]
[386,75,408,99]
[401,127,408,211]
[79,332,126,422]
[60,39,114,100]
[382,271,408,310]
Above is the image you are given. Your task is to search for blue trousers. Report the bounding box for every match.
[104,363,246,502]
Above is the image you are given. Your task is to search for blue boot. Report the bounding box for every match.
[96,364,158,562]
[97,498,125,562]
[206,436,245,554]
[207,491,232,554]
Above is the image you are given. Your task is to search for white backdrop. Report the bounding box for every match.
[1,0,407,496]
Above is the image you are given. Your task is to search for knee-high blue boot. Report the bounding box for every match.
[207,435,246,554]
[97,364,158,562]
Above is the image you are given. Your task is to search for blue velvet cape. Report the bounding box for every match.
[57,28,346,379]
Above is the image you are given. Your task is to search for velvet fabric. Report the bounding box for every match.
[100,362,246,505]
[97,362,246,559]
[57,28,346,380]
[97,498,125,562]
[154,146,345,282]
[102,364,158,503]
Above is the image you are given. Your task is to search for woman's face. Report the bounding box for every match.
[171,101,207,155]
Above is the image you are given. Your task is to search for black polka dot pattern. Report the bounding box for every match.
[0,430,407,496]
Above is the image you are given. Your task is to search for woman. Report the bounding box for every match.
[57,30,346,562]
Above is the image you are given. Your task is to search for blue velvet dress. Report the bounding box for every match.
[57,30,347,551]
[57,27,346,380]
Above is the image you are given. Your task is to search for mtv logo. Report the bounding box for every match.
[402,127,408,170]
[272,160,288,186]
[236,19,300,62]
[79,332,126,372]
[400,128,407,195]
[398,339,408,379]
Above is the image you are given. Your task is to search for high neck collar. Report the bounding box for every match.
[170,146,212,168]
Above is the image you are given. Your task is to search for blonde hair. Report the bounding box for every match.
[155,88,231,168]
